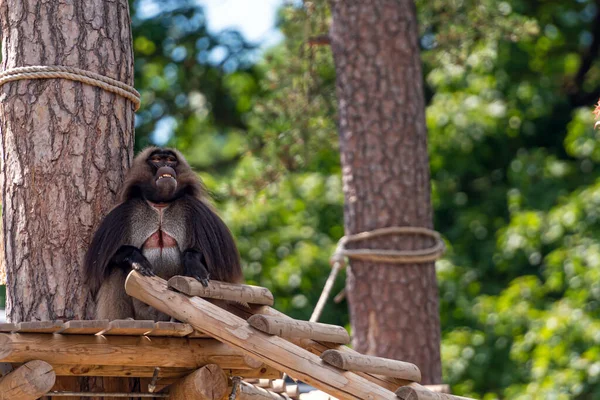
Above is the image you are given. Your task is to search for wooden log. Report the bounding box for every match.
[424,385,451,393]
[321,349,421,382]
[0,333,255,369]
[50,364,191,378]
[126,272,397,400]
[269,378,286,393]
[0,360,55,400]
[168,276,274,306]
[248,315,350,344]
[168,364,228,400]
[236,381,285,399]
[227,302,411,391]
[285,384,299,398]
[395,383,475,400]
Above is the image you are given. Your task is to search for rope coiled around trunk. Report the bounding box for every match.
[0,65,141,111]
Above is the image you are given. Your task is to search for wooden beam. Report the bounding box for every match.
[0,333,256,370]
[226,302,411,391]
[168,276,274,306]
[168,364,228,400]
[126,272,397,400]
[0,360,55,400]
[395,383,475,400]
[248,315,350,344]
[321,349,421,382]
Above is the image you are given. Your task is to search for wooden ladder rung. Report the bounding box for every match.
[168,276,274,306]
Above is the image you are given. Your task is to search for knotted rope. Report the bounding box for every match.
[0,65,141,111]
[310,226,445,322]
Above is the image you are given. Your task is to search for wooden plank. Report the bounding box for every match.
[16,321,64,334]
[125,271,397,400]
[57,320,109,335]
[168,276,274,306]
[321,349,421,382]
[226,302,411,392]
[145,322,194,337]
[248,315,350,344]
[0,333,258,370]
[0,323,18,333]
[98,319,155,335]
[0,360,55,400]
[395,383,475,400]
[169,364,228,400]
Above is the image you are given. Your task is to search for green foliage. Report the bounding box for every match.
[131,0,600,397]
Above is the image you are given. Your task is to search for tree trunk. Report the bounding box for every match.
[0,0,135,396]
[328,0,442,384]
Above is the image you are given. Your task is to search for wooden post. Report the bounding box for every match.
[0,360,55,400]
[0,333,254,370]
[247,315,350,344]
[168,276,274,306]
[321,349,421,382]
[168,364,227,400]
[125,272,397,400]
[395,383,475,400]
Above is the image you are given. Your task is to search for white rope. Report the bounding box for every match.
[310,226,445,322]
[0,65,141,111]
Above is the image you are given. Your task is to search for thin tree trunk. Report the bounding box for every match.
[328,0,442,384]
[0,0,135,396]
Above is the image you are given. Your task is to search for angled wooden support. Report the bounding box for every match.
[396,383,475,400]
[0,332,255,370]
[227,302,412,391]
[321,349,421,382]
[247,315,350,344]
[168,364,228,400]
[168,276,274,306]
[0,360,55,400]
[126,271,397,400]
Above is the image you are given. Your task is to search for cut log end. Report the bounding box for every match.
[167,275,193,294]
[321,349,346,369]
[395,386,420,400]
[168,363,228,400]
[247,314,269,333]
[0,360,56,400]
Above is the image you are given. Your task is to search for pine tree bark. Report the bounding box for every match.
[328,0,442,383]
[0,0,135,396]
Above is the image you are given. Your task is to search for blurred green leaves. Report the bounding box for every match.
[131,0,600,397]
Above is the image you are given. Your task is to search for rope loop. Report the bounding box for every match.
[0,65,141,111]
[331,226,445,265]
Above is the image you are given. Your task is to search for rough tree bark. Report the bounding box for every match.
[328,0,442,384]
[0,0,135,396]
